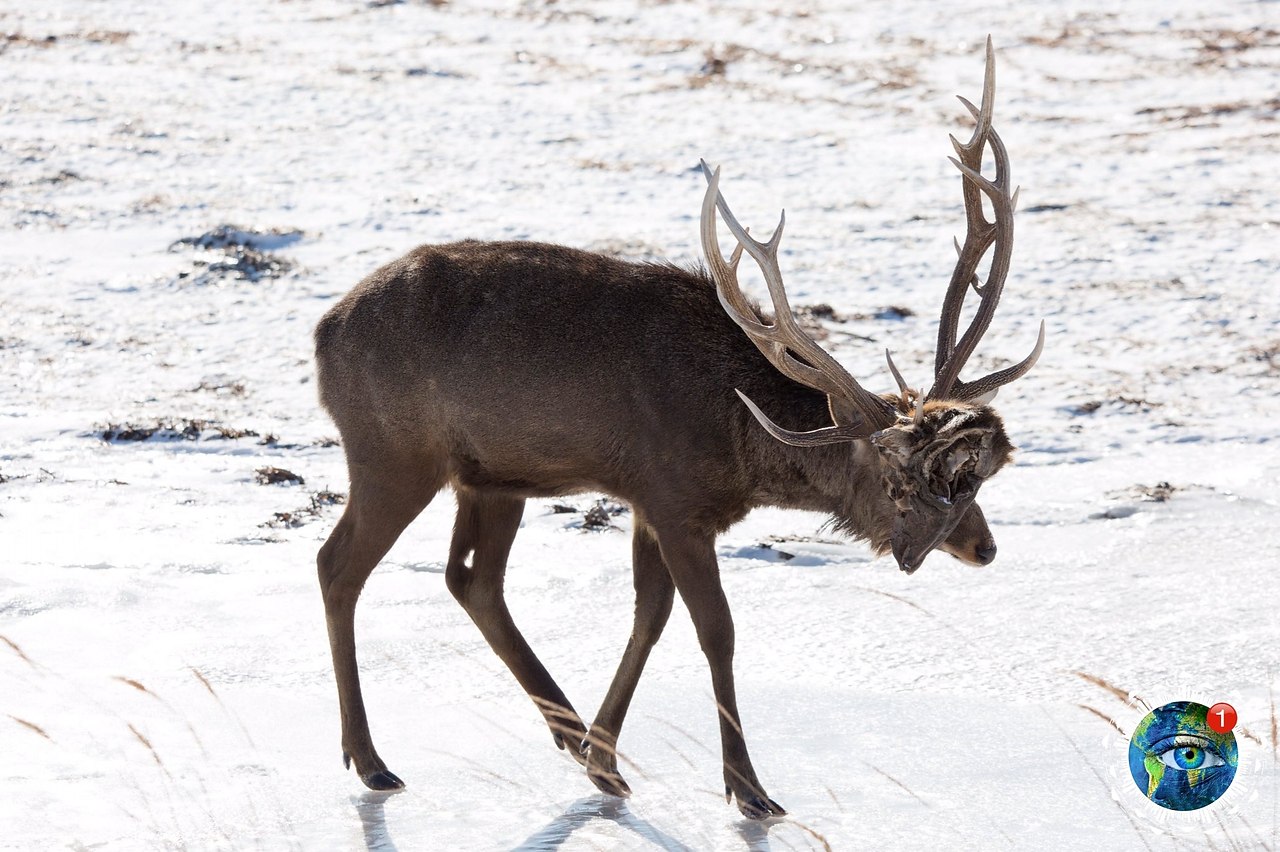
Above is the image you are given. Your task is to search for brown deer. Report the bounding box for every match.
[313,38,1041,819]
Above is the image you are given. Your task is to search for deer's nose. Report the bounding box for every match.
[974,542,997,565]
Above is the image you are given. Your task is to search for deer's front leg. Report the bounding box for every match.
[584,522,676,797]
[651,525,786,820]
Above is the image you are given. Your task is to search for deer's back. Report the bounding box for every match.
[315,240,823,526]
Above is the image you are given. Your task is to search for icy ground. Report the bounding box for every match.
[3,0,1280,849]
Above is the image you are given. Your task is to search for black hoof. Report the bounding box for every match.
[737,795,786,820]
[361,770,405,791]
[588,767,632,798]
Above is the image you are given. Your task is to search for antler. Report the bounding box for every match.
[928,36,1044,404]
[700,160,895,446]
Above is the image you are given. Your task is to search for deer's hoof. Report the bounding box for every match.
[587,765,632,798]
[583,738,631,797]
[553,730,590,767]
[736,794,786,820]
[361,769,405,791]
[727,784,786,820]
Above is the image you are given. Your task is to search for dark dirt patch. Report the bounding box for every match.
[253,434,341,450]
[263,489,346,529]
[841,305,916,321]
[1137,96,1280,125]
[875,305,915,320]
[756,542,796,561]
[192,378,247,397]
[98,419,260,442]
[82,30,133,44]
[1193,26,1280,64]
[255,467,305,486]
[37,170,83,185]
[1246,340,1280,374]
[1090,482,1220,521]
[1068,396,1163,416]
[554,498,629,531]
[1108,481,1179,503]
[169,225,302,286]
[582,499,627,531]
[2,33,60,50]
[171,224,303,252]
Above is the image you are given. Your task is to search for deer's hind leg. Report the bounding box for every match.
[318,451,446,791]
[445,488,590,765]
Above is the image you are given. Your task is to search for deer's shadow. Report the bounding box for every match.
[354,790,779,851]
[353,791,398,852]
[513,794,694,851]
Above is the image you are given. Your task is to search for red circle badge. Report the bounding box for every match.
[1207,702,1237,734]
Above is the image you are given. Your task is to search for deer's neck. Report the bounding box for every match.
[738,390,895,552]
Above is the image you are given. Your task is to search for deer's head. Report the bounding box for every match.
[701,38,1042,575]
[869,398,1012,572]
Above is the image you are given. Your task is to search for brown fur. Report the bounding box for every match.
[313,239,1011,817]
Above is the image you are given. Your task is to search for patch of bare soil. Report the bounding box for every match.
[168,225,302,285]
[97,419,260,442]
[254,467,305,486]
[263,490,345,529]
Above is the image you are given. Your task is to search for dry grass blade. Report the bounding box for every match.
[647,716,715,755]
[189,667,256,749]
[1,635,37,667]
[659,736,697,770]
[1070,670,1147,710]
[846,584,930,615]
[864,761,929,807]
[1076,704,1128,737]
[127,723,170,776]
[190,666,218,697]
[788,818,834,852]
[715,699,745,739]
[113,675,157,697]
[8,715,51,740]
[1237,726,1262,746]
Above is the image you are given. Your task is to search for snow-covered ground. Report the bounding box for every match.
[3,1,1279,849]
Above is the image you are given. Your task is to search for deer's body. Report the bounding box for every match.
[316,240,884,535]
[314,41,1038,819]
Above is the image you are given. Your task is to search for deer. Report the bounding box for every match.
[313,38,1042,820]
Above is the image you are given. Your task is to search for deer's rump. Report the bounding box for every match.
[313,240,789,504]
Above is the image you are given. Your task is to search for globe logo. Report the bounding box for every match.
[1128,701,1238,811]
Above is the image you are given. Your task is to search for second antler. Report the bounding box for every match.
[702,37,1043,445]
[927,35,1044,404]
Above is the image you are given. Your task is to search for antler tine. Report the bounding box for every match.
[928,37,1043,403]
[699,163,843,401]
[699,161,895,440]
[734,391,868,447]
[885,349,909,394]
[952,319,1044,403]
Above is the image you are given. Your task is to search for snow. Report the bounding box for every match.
[2,0,1279,849]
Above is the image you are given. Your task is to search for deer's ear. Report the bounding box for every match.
[828,395,860,429]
